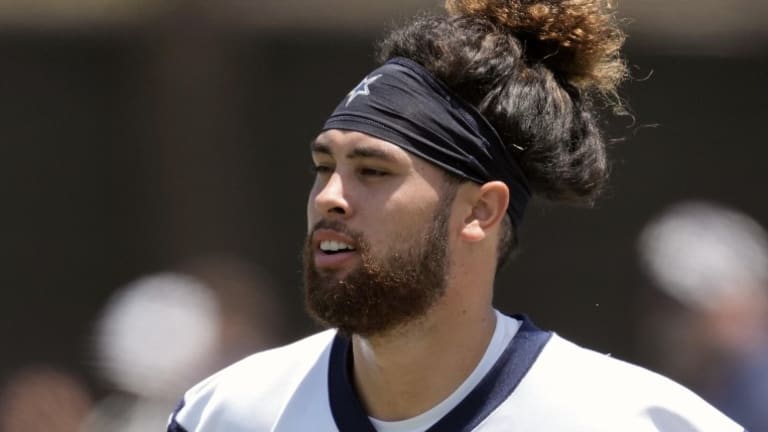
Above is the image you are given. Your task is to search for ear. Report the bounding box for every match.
[460,181,509,243]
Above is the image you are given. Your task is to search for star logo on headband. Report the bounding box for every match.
[345,74,382,106]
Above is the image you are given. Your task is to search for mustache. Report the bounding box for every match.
[310,219,365,242]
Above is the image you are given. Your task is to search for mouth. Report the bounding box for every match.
[313,229,360,270]
[319,239,356,254]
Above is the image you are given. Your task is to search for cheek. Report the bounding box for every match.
[306,178,331,224]
[369,194,442,250]
[306,190,318,231]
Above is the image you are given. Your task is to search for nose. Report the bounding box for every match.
[313,172,352,217]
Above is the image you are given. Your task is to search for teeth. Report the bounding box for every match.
[320,240,355,252]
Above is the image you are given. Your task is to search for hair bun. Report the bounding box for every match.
[445,0,626,93]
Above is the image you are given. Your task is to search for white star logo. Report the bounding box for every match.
[345,74,382,106]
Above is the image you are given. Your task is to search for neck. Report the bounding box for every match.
[350,292,496,421]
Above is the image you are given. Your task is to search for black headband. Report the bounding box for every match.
[322,57,531,228]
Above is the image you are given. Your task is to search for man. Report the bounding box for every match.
[638,201,768,432]
[168,1,746,430]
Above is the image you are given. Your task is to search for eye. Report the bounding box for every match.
[311,164,333,175]
[359,167,389,177]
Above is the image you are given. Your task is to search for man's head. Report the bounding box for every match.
[303,130,509,337]
[301,0,629,336]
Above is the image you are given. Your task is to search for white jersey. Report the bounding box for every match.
[168,315,746,432]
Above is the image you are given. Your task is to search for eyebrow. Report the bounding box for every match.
[310,140,399,163]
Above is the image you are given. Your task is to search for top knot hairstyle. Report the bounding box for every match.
[378,0,628,205]
[446,0,626,93]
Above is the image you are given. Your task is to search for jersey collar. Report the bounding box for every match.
[327,314,552,432]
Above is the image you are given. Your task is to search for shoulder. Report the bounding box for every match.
[498,333,745,431]
[169,329,337,432]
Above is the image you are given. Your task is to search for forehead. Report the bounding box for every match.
[312,130,414,164]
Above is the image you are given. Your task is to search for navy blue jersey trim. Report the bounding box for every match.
[167,399,190,432]
[328,314,552,432]
[328,334,378,432]
[428,314,552,431]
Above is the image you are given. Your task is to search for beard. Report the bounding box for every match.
[303,199,452,338]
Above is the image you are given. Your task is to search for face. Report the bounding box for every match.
[303,130,457,337]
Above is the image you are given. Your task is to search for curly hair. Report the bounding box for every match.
[377,0,628,265]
